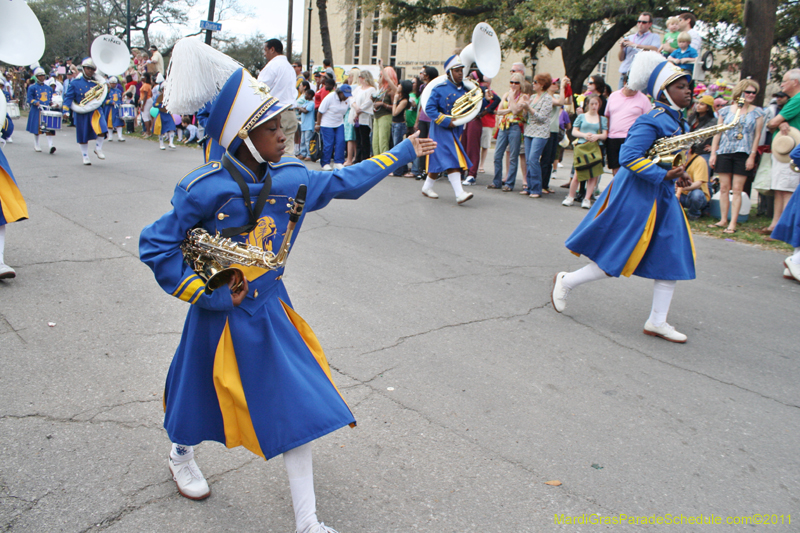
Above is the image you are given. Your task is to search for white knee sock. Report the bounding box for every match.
[47,136,53,148]
[284,443,318,533]
[423,177,437,191]
[791,248,800,265]
[170,443,194,463]
[168,131,175,146]
[79,143,89,157]
[0,225,5,264]
[95,137,104,151]
[648,280,677,327]
[116,126,124,139]
[562,262,608,290]
[159,135,165,148]
[34,135,40,149]
[447,171,465,197]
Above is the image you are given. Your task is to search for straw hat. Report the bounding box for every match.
[771,127,800,164]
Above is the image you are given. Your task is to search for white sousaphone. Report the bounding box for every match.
[72,34,130,114]
[419,22,501,127]
[0,0,46,67]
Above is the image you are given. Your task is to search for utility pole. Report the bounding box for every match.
[286,0,293,62]
[86,0,92,55]
[126,0,131,50]
[306,0,313,70]
[205,0,216,46]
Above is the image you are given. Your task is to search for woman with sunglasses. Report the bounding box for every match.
[708,80,765,234]
[488,73,525,191]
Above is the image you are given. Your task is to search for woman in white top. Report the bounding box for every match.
[316,84,353,170]
[352,71,376,162]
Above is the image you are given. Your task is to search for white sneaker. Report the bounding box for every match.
[169,457,211,500]
[462,176,476,186]
[581,198,592,209]
[562,196,574,207]
[169,145,177,149]
[94,149,105,160]
[557,162,564,168]
[34,145,42,152]
[6,137,11,143]
[117,137,125,142]
[0,263,16,280]
[643,321,687,343]
[302,523,340,533]
[322,164,333,171]
[456,191,474,204]
[785,258,800,281]
[160,144,166,150]
[551,272,570,313]
[784,267,796,281]
[333,163,344,170]
[421,188,439,199]
[82,155,92,165]
[107,137,113,142]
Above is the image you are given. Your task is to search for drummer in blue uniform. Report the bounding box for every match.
[26,67,56,154]
[139,38,435,533]
[62,58,109,165]
[103,76,125,142]
[551,51,696,343]
[1,85,13,146]
[152,74,177,150]
[1,92,28,280]
[772,143,800,282]
[421,54,474,204]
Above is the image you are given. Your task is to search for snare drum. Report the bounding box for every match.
[120,104,136,121]
[41,108,63,131]
[7,102,20,119]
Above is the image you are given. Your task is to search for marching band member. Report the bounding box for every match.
[772,143,800,282]
[1,85,12,146]
[551,51,696,343]
[0,97,28,279]
[25,67,56,154]
[61,58,109,165]
[103,76,125,142]
[421,54,474,204]
[139,39,435,533]
[153,74,177,150]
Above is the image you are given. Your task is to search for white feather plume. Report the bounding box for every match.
[163,38,242,114]
[627,51,665,93]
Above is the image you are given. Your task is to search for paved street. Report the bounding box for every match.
[0,131,798,532]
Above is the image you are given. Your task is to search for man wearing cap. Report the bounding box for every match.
[140,38,436,533]
[766,69,800,235]
[257,38,298,155]
[103,76,125,142]
[61,58,109,165]
[25,68,56,154]
[149,45,164,75]
[421,54,474,204]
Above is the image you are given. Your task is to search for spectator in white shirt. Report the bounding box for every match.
[257,38,299,155]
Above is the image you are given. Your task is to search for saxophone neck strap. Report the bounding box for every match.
[220,154,272,239]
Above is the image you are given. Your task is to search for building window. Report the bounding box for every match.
[370,8,380,65]
[591,37,608,78]
[389,29,398,68]
[353,4,362,63]
[372,45,378,58]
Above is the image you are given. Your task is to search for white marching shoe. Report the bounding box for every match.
[34,145,42,152]
[322,164,333,171]
[300,523,340,533]
[94,149,105,160]
[421,188,439,199]
[82,155,92,165]
[169,457,211,500]
[456,191,473,204]
[0,263,16,280]
[551,272,570,313]
[643,321,687,343]
[784,258,800,281]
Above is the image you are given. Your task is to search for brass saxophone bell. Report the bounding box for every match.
[197,256,243,294]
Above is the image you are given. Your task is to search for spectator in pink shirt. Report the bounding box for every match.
[604,83,652,175]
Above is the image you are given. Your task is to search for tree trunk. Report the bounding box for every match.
[741,0,780,107]
[316,0,333,67]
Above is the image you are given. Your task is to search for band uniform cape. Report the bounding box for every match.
[197,100,225,163]
[0,144,29,227]
[771,143,800,247]
[565,102,697,280]
[25,82,53,135]
[62,76,108,144]
[425,79,472,174]
[139,140,418,460]
[103,85,124,129]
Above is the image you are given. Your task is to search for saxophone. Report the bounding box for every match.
[647,97,745,168]
[181,185,307,293]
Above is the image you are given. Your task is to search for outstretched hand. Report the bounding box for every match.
[407,130,437,157]
[664,165,686,181]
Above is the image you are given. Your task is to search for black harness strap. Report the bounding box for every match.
[220,155,273,238]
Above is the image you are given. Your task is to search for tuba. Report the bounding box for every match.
[0,0,46,67]
[419,23,501,127]
[72,35,130,114]
[647,98,745,168]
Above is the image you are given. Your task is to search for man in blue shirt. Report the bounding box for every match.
[617,12,662,89]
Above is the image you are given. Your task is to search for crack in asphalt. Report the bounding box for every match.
[0,314,27,345]
[16,256,129,267]
[1,398,164,430]
[556,306,800,410]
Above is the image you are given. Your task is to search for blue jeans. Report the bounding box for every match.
[321,125,345,166]
[680,189,709,219]
[539,132,559,190]
[493,125,521,189]
[391,122,409,176]
[299,129,313,158]
[523,136,549,195]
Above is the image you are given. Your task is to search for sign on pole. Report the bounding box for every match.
[200,20,222,32]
